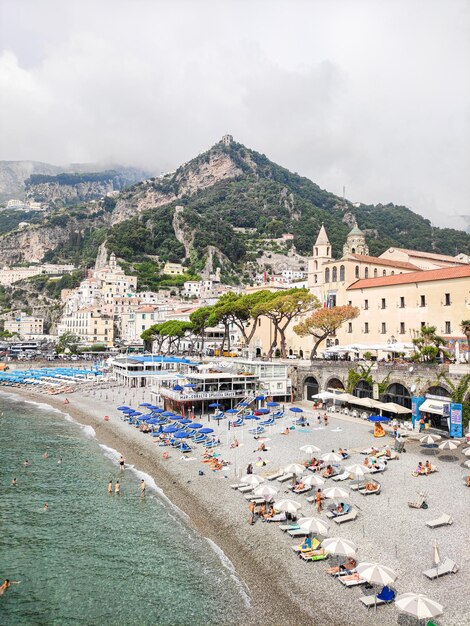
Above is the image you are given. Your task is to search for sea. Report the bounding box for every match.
[0,393,250,625]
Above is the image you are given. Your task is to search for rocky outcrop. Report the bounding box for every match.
[0,224,73,264]
[0,160,62,202]
[172,205,193,259]
[26,180,116,206]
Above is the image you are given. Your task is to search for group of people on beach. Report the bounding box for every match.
[107,456,146,495]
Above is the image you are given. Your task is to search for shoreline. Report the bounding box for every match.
[3,387,320,626]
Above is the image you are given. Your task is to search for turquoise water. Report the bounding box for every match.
[0,394,249,625]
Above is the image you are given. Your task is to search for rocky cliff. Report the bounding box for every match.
[0,161,63,202]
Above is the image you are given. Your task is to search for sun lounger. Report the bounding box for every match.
[360,586,396,609]
[267,471,284,481]
[279,524,299,532]
[306,496,315,503]
[277,473,294,483]
[287,529,308,538]
[266,512,287,523]
[300,550,329,562]
[238,485,253,493]
[426,513,454,528]
[245,497,265,505]
[358,483,381,496]
[291,486,312,494]
[230,418,244,427]
[369,464,386,474]
[326,503,351,518]
[292,537,320,553]
[260,417,275,426]
[423,558,459,579]
[339,574,366,587]
[408,491,428,509]
[249,426,265,435]
[230,483,245,489]
[334,509,358,524]
[332,472,350,482]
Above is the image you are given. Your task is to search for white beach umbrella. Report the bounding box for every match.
[355,562,397,586]
[304,474,325,487]
[346,463,371,478]
[323,486,350,500]
[395,593,443,620]
[438,440,460,450]
[321,452,342,464]
[462,447,470,456]
[283,463,306,475]
[322,537,357,558]
[275,499,302,514]
[420,434,441,445]
[240,474,264,486]
[432,541,441,566]
[300,445,322,455]
[463,459,470,468]
[298,516,329,535]
[253,485,278,499]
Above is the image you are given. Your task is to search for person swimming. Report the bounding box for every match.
[43,452,49,459]
[43,502,49,511]
[23,459,29,466]
[11,478,17,486]
[57,457,62,464]
[0,579,20,596]
[140,479,145,496]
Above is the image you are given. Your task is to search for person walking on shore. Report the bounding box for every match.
[140,479,145,497]
[324,414,329,428]
[108,480,113,494]
[115,480,120,495]
[119,456,125,472]
[315,488,322,513]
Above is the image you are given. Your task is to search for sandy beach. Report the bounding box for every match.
[5,383,470,626]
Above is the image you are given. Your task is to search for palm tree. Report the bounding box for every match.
[460,320,470,357]
[412,325,447,363]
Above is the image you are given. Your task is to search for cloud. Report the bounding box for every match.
[0,0,469,229]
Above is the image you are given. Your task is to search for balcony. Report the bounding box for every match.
[158,387,255,402]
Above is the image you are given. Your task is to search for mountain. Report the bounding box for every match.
[0,160,150,204]
[0,138,469,283]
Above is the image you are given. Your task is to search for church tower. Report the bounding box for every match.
[342,222,369,256]
[308,224,332,288]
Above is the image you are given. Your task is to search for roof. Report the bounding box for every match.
[386,248,468,264]
[348,254,420,271]
[347,223,364,236]
[348,264,470,290]
[315,224,330,246]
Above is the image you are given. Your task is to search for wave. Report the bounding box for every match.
[205,538,252,608]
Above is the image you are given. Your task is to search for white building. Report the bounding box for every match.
[4,313,44,338]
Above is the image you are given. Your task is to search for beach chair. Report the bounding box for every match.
[287,529,308,538]
[266,471,284,481]
[230,418,244,427]
[423,558,459,579]
[292,537,320,553]
[177,442,192,453]
[332,471,350,482]
[291,486,312,495]
[273,411,284,419]
[249,426,265,435]
[339,574,366,587]
[277,473,294,483]
[334,509,358,524]
[425,513,453,528]
[245,496,265,505]
[230,483,245,489]
[326,503,351,519]
[359,586,396,609]
[265,512,287,523]
[279,524,299,532]
[408,491,428,509]
[205,439,219,449]
[358,482,381,496]
[369,464,386,474]
[300,550,329,562]
[260,416,275,426]
[238,485,253,493]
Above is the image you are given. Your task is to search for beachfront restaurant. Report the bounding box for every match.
[110,355,198,388]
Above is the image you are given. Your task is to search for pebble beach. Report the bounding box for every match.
[7,383,470,626]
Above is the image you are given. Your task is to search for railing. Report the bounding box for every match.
[159,388,253,401]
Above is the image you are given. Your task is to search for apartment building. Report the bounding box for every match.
[4,314,44,338]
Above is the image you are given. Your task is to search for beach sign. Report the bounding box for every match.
[450,403,463,439]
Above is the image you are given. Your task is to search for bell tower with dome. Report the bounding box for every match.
[343,222,369,256]
[308,224,332,288]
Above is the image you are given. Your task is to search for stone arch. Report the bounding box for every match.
[303,376,319,401]
[354,379,373,398]
[426,384,451,398]
[383,382,411,409]
[326,377,345,391]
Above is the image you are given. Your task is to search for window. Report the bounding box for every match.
[364,322,369,334]
[445,321,451,334]
[347,322,352,333]
[421,321,426,328]
[364,299,369,310]
[373,268,377,277]
[355,266,359,278]
[325,268,330,283]
[420,295,426,307]
[444,293,451,306]
[332,266,337,282]
[315,247,318,256]
[400,322,405,334]
[383,270,387,276]
[381,298,386,309]
[364,267,369,279]
[339,265,345,281]
[314,260,318,269]
[348,300,352,306]
[400,296,405,308]
[314,274,318,284]
[381,322,386,334]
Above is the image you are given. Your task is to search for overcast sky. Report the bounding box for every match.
[0,0,469,229]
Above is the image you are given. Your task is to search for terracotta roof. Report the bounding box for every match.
[348,264,470,290]
[388,248,467,264]
[348,254,420,270]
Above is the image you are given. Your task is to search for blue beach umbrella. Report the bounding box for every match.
[117,406,130,411]
[200,427,214,434]
[226,409,239,414]
[163,425,179,433]
[140,403,153,407]
[368,415,391,423]
[173,385,183,391]
[266,401,279,407]
[191,423,203,429]
[162,411,175,417]
[289,407,303,413]
[257,408,270,414]
[148,419,158,425]
[178,419,193,425]
[173,431,187,439]
[184,383,196,388]
[238,402,249,407]
[208,403,222,408]
[255,395,265,401]
[244,414,260,421]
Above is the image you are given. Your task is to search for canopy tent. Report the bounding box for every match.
[420,398,450,416]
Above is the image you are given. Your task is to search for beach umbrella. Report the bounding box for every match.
[462,447,470,456]
[226,408,239,414]
[184,383,196,388]
[420,434,441,445]
[163,425,178,433]
[190,423,203,429]
[266,401,279,407]
[463,459,470,468]
[438,440,460,450]
[178,419,192,425]
[289,407,303,413]
[323,487,350,500]
[298,516,329,535]
[208,403,222,408]
[368,416,390,422]
[321,452,342,464]
[283,463,305,475]
[346,463,371,478]
[139,403,153,407]
[240,474,264,486]
[304,474,325,487]
[395,593,443,620]
[275,499,302,514]
[300,445,322,455]
[244,414,259,421]
[257,408,270,414]
[355,562,397,586]
[162,411,175,417]
[255,395,265,401]
[173,431,187,439]
[238,402,249,407]
[117,406,130,410]
[322,537,357,558]
[253,485,278,500]
[147,419,158,425]
[200,428,214,434]
[173,385,183,391]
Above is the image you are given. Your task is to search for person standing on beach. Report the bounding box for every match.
[140,479,145,497]
[115,481,120,495]
[246,463,253,475]
[119,456,125,471]
[317,414,321,427]
[248,501,256,525]
[324,414,329,427]
[108,480,113,494]
[315,489,322,513]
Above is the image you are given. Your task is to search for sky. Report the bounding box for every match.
[0,0,469,230]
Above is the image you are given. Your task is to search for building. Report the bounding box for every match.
[57,306,114,346]
[221,134,233,146]
[162,262,185,276]
[4,314,44,338]
[0,263,76,286]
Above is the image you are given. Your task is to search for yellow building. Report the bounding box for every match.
[57,306,114,347]
[163,262,185,276]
